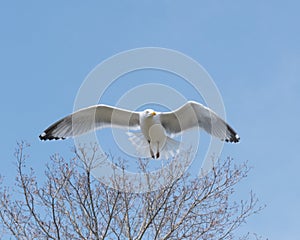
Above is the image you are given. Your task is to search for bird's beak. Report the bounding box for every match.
[151,111,156,116]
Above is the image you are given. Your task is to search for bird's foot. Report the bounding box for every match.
[156,152,160,159]
[150,149,155,159]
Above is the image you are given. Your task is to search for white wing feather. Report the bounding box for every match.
[159,101,240,143]
[39,105,140,140]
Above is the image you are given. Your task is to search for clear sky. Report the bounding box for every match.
[1,1,300,239]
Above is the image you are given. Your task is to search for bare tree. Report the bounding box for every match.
[0,142,263,239]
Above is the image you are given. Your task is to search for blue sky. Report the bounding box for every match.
[1,1,300,239]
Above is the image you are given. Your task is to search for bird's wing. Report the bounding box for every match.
[159,101,240,143]
[39,105,140,140]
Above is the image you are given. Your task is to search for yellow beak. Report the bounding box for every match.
[151,111,156,116]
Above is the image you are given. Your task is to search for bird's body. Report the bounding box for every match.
[40,101,240,159]
[138,110,169,158]
[139,109,158,141]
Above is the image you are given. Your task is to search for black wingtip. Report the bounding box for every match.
[225,134,240,143]
[39,132,65,141]
[224,124,240,143]
[234,134,240,143]
[39,117,69,141]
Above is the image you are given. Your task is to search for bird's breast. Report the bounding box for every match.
[140,117,166,142]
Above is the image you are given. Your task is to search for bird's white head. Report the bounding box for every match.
[143,109,157,118]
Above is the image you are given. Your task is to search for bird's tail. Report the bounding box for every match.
[160,136,180,159]
[127,131,151,158]
[127,132,180,159]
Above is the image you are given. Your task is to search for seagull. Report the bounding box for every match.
[39,101,240,159]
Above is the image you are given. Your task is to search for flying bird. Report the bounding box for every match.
[39,101,240,159]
